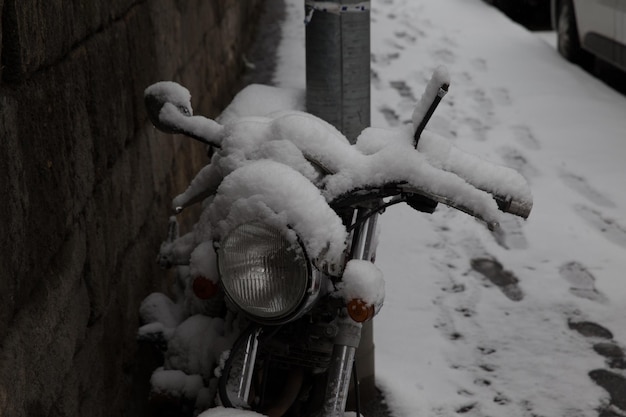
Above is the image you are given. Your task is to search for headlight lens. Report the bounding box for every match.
[218,222,310,321]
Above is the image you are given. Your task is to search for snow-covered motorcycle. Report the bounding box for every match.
[138,67,532,417]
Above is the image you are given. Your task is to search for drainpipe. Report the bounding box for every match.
[304,0,375,407]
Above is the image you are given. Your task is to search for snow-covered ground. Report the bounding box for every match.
[274,0,626,416]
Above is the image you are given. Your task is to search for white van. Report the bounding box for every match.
[551,0,626,71]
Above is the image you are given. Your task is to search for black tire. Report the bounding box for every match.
[556,0,592,66]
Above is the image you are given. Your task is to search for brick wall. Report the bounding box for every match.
[0,1,263,415]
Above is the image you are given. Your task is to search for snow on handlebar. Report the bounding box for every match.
[144,69,533,230]
[144,81,224,147]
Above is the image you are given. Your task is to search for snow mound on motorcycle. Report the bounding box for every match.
[197,406,367,417]
[148,78,532,244]
[198,406,266,417]
[337,260,385,307]
[207,159,349,268]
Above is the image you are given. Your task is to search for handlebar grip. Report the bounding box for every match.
[495,195,532,219]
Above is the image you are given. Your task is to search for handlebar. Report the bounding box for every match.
[144,69,533,233]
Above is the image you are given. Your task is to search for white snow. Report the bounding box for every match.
[411,65,450,129]
[197,406,266,417]
[217,84,305,124]
[151,368,204,398]
[159,102,225,146]
[272,0,626,416]
[207,159,348,269]
[145,81,193,115]
[337,259,385,308]
[165,315,232,378]
[160,79,532,274]
[141,0,626,415]
[139,292,184,329]
[189,241,220,284]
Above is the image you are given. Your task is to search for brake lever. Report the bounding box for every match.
[413,66,451,148]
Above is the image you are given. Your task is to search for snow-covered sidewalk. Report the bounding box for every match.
[273,0,626,416]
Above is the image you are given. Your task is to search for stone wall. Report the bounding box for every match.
[0,1,263,415]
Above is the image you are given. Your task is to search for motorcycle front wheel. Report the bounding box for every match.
[218,325,330,417]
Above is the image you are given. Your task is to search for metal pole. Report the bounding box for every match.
[305,0,371,142]
[305,0,376,407]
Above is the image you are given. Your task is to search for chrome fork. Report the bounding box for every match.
[322,208,379,417]
[233,327,262,408]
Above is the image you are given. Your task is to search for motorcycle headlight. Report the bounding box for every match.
[218,221,315,323]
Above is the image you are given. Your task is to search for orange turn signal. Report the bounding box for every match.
[347,299,375,323]
[192,276,219,299]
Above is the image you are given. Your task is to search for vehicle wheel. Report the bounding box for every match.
[556,0,591,66]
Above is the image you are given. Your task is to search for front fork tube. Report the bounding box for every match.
[322,318,362,417]
[234,327,262,407]
[234,211,378,416]
[323,209,379,417]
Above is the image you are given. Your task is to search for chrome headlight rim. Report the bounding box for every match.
[216,221,323,325]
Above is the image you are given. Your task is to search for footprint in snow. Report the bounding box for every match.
[491,87,512,106]
[589,369,626,414]
[567,320,626,415]
[470,258,524,301]
[459,71,474,83]
[371,51,400,66]
[371,69,382,89]
[497,146,540,181]
[378,105,401,127]
[470,57,488,72]
[559,171,616,209]
[383,38,405,51]
[440,35,458,48]
[490,212,529,250]
[568,320,613,339]
[573,205,626,248]
[567,319,626,369]
[470,88,494,114]
[393,30,417,44]
[456,403,477,414]
[559,261,607,303]
[594,343,626,370]
[431,47,456,64]
[389,80,417,101]
[463,116,490,142]
[511,125,541,151]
